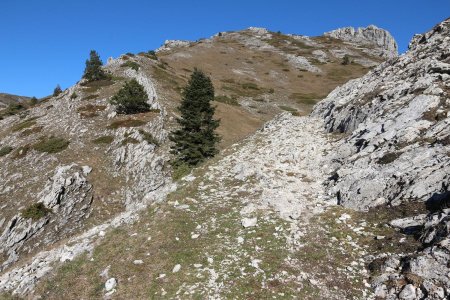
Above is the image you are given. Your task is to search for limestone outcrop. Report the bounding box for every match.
[325,25,398,58]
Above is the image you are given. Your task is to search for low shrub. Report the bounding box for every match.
[33,137,70,153]
[12,118,37,132]
[108,119,146,129]
[214,95,240,106]
[70,92,78,100]
[172,163,191,181]
[0,146,13,157]
[92,135,114,144]
[121,61,140,71]
[22,203,52,220]
[121,137,139,145]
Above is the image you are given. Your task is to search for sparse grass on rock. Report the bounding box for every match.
[214,95,240,106]
[92,135,114,145]
[139,129,159,146]
[108,119,147,129]
[121,61,140,71]
[0,146,13,157]
[33,137,70,154]
[11,117,38,132]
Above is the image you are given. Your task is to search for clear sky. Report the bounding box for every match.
[1,0,449,97]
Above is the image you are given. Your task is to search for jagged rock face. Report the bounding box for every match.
[0,164,93,271]
[372,209,450,299]
[313,19,450,211]
[325,25,398,58]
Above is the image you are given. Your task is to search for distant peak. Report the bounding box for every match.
[324,25,398,58]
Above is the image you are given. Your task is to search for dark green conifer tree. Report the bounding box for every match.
[170,69,220,169]
[83,50,106,81]
[53,84,62,97]
[109,79,150,114]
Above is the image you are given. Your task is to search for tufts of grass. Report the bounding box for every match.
[0,146,13,157]
[121,137,139,146]
[278,105,297,112]
[21,126,43,137]
[33,137,70,154]
[22,203,52,220]
[171,163,191,180]
[77,104,107,118]
[214,95,240,106]
[11,117,38,132]
[82,94,99,101]
[121,61,140,71]
[81,79,114,93]
[92,135,114,145]
[377,152,402,165]
[241,82,259,90]
[108,119,146,129]
[139,129,159,146]
[11,145,30,159]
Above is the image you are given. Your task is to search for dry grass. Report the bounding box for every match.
[77,104,107,118]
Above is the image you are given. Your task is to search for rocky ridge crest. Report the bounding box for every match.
[325,25,398,58]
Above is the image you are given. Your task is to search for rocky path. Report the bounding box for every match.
[18,113,380,299]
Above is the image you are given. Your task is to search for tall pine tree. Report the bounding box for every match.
[170,69,220,168]
[83,50,106,82]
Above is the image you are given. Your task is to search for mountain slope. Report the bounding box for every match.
[0,24,411,298]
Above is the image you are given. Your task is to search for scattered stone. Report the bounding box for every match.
[172,264,181,273]
[241,217,258,228]
[105,278,117,292]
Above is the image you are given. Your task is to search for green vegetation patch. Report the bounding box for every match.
[121,137,139,146]
[22,203,52,220]
[33,137,70,154]
[92,135,114,145]
[12,117,38,132]
[139,129,159,146]
[81,79,115,93]
[214,95,240,106]
[278,105,297,112]
[77,104,107,118]
[11,145,30,159]
[108,119,147,129]
[0,146,13,157]
[377,152,402,165]
[121,61,140,71]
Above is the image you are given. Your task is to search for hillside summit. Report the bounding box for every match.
[0,20,449,299]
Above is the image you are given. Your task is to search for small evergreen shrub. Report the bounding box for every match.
[83,50,107,82]
[0,146,13,157]
[29,97,38,106]
[109,79,150,114]
[22,203,52,220]
[33,137,70,153]
[53,85,62,97]
[70,92,78,100]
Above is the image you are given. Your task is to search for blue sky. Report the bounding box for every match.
[1,0,449,97]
